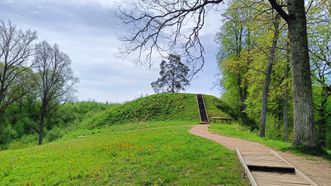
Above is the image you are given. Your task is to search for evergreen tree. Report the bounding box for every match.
[151,54,190,93]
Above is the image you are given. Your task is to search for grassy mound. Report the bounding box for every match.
[6,93,229,149]
[0,95,250,185]
[96,93,228,126]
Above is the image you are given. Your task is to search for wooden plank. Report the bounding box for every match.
[236,148,258,186]
[211,116,233,123]
[269,150,318,186]
[241,152,274,156]
[252,171,312,186]
[237,149,318,186]
[245,158,291,167]
[243,153,293,169]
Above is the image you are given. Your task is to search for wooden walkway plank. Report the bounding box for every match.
[236,148,318,186]
[236,149,258,186]
[270,150,318,186]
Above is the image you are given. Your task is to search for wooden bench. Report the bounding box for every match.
[212,117,233,124]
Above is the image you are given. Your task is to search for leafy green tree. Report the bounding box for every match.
[308,0,331,148]
[218,1,286,131]
[151,54,190,93]
[258,14,282,137]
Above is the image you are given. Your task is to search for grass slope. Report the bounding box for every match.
[96,93,228,126]
[0,121,248,185]
[0,93,249,185]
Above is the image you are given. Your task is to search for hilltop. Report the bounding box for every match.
[95,93,229,126]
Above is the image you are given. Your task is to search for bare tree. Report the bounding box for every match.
[120,0,318,148]
[33,41,78,145]
[0,20,37,120]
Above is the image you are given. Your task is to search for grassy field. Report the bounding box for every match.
[0,93,250,185]
[210,123,331,159]
[0,121,249,185]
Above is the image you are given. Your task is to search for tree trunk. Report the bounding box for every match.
[38,126,43,145]
[259,16,280,137]
[283,63,289,141]
[171,70,175,93]
[38,102,47,145]
[287,0,317,147]
[283,39,290,142]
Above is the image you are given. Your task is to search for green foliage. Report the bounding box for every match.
[0,121,249,185]
[265,114,284,140]
[327,124,331,148]
[308,0,331,148]
[0,125,16,147]
[1,101,115,149]
[217,0,297,142]
[46,127,65,142]
[151,54,190,93]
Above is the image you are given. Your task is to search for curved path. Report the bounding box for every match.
[189,124,331,186]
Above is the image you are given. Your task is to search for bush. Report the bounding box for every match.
[47,127,65,142]
[266,114,283,140]
[0,125,16,148]
[8,134,37,149]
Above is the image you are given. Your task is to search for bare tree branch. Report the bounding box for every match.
[267,0,289,22]
[119,0,225,76]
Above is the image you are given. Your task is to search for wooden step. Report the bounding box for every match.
[236,149,318,186]
[196,94,209,123]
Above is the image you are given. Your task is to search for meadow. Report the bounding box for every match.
[0,93,249,185]
[0,121,248,185]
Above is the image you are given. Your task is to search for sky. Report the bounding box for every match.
[0,0,224,103]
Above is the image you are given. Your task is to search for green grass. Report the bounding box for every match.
[0,121,249,185]
[210,123,291,150]
[210,123,331,160]
[4,93,230,151]
[97,93,228,126]
[0,93,250,185]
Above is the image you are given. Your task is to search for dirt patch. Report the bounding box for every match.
[189,124,331,186]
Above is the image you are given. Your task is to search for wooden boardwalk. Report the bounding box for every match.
[237,149,318,186]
